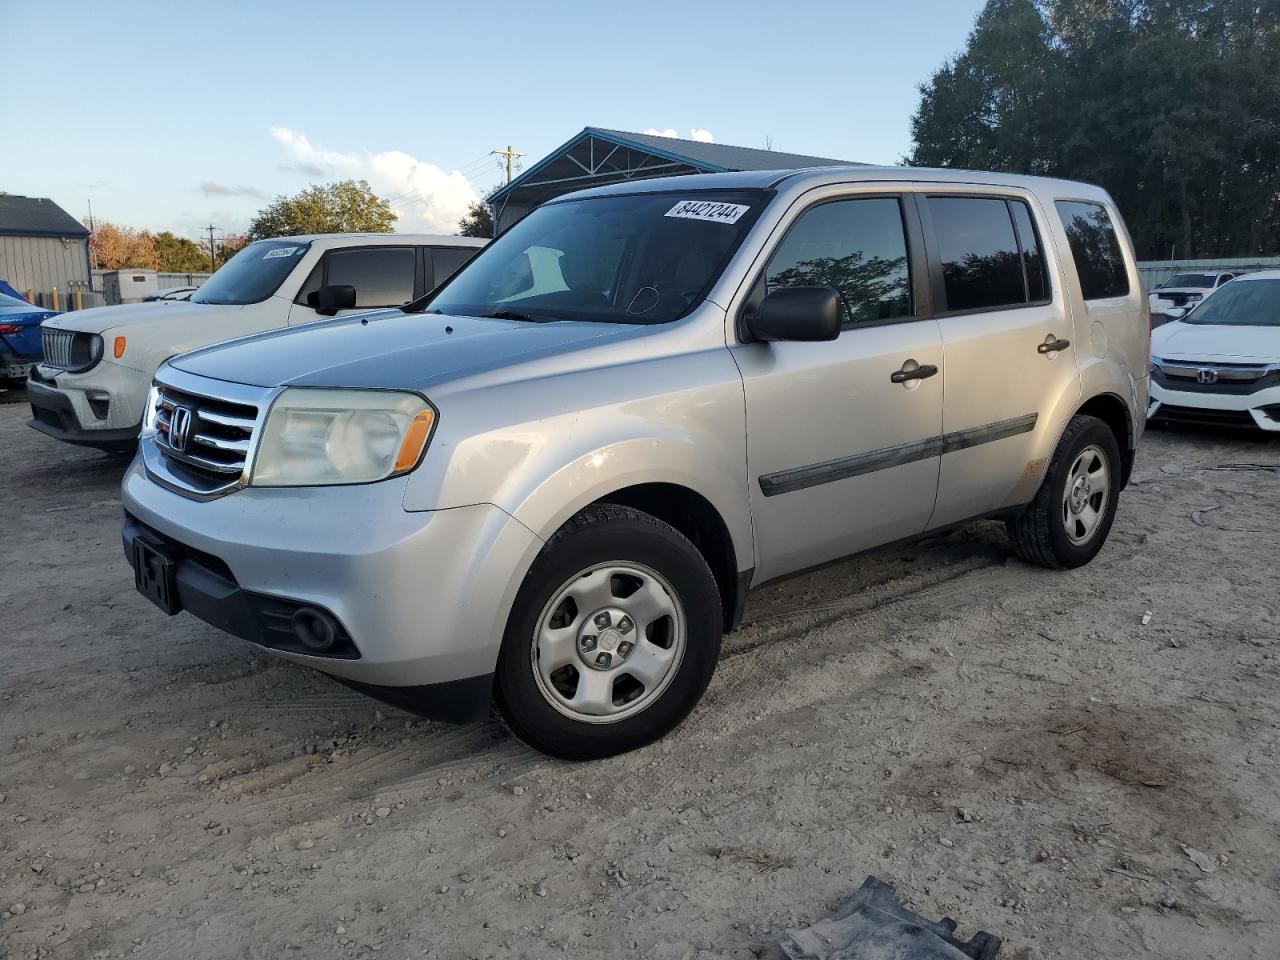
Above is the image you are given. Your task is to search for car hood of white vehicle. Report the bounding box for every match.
[1152,320,1280,363]
[170,309,641,390]
[40,300,236,335]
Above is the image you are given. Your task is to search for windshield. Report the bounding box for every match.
[191,240,311,305]
[1160,273,1214,289]
[422,189,769,324]
[1185,279,1280,326]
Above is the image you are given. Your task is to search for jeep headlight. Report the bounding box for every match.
[251,389,436,487]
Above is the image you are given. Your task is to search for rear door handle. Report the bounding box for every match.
[1038,337,1071,354]
[890,362,939,384]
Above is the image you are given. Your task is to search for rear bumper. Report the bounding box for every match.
[1148,380,1280,432]
[0,349,37,380]
[27,379,140,450]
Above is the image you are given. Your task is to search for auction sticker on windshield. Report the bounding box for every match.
[263,247,300,259]
[665,200,751,224]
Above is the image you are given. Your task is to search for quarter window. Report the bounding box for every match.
[324,247,416,308]
[764,197,912,327]
[928,196,1026,311]
[1055,200,1129,300]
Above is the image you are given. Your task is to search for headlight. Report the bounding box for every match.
[61,332,103,372]
[140,384,162,439]
[251,388,436,487]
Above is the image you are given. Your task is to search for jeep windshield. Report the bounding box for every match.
[191,240,312,305]
[1184,279,1280,327]
[416,189,769,325]
[1159,273,1215,289]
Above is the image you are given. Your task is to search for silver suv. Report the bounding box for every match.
[121,167,1148,759]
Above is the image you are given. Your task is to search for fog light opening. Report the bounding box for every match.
[291,607,339,653]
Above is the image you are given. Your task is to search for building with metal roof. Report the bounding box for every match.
[488,127,859,233]
[0,194,91,309]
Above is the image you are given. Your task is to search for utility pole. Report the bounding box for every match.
[205,225,218,273]
[87,199,97,270]
[491,145,526,185]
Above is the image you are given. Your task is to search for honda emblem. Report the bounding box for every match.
[1196,368,1218,385]
[169,406,194,452]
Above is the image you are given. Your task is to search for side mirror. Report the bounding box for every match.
[1164,306,1187,320]
[746,287,842,342]
[308,284,357,316]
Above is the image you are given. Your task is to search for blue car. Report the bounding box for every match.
[0,289,57,382]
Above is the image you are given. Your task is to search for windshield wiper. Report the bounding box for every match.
[478,309,553,323]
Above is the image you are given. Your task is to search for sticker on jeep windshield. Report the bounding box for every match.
[664,200,751,224]
[262,247,299,259]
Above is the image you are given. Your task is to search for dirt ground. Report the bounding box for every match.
[2,389,1279,960]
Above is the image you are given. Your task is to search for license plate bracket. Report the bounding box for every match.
[133,538,181,615]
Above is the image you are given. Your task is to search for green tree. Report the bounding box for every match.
[907,0,1280,258]
[153,231,209,273]
[457,200,493,238]
[247,180,397,240]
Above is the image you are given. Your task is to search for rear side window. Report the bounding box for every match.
[1009,200,1050,303]
[1055,201,1129,300]
[430,247,480,288]
[928,196,1026,312]
[325,247,416,308]
[764,197,912,327]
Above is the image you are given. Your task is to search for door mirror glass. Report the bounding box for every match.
[308,284,357,316]
[747,287,842,342]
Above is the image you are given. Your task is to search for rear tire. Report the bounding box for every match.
[1007,414,1122,569]
[495,504,722,760]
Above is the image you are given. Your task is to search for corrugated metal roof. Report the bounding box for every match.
[490,127,860,205]
[589,127,857,173]
[0,195,90,238]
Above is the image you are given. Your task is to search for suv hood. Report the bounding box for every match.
[170,310,638,389]
[1152,320,1280,363]
[42,300,237,335]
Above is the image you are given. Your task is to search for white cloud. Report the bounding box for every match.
[269,126,479,235]
[643,127,715,143]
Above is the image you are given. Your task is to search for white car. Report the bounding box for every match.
[1149,270,1280,431]
[1148,270,1237,317]
[28,233,486,450]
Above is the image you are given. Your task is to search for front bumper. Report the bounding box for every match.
[1148,379,1280,431]
[120,457,544,702]
[27,378,140,450]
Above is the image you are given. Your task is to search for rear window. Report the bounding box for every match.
[1161,273,1215,289]
[1055,201,1129,300]
[928,196,1029,312]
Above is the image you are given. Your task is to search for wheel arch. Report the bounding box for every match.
[1074,392,1135,487]
[589,482,748,633]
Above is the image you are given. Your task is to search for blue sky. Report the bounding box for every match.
[2,0,985,239]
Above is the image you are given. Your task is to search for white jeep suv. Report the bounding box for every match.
[28,233,486,450]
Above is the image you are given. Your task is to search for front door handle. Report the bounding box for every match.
[1038,337,1071,354]
[890,362,939,384]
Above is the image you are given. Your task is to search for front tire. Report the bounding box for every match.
[495,504,722,760]
[1007,414,1122,569]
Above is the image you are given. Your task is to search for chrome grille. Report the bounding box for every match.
[1156,361,1273,383]
[42,329,74,369]
[153,384,259,494]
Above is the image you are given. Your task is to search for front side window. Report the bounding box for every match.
[324,247,416,308]
[928,196,1026,312]
[764,197,911,327]
[192,240,311,306]
[425,189,768,325]
[1055,200,1129,300]
[1185,279,1280,327]
[1217,274,1234,286]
